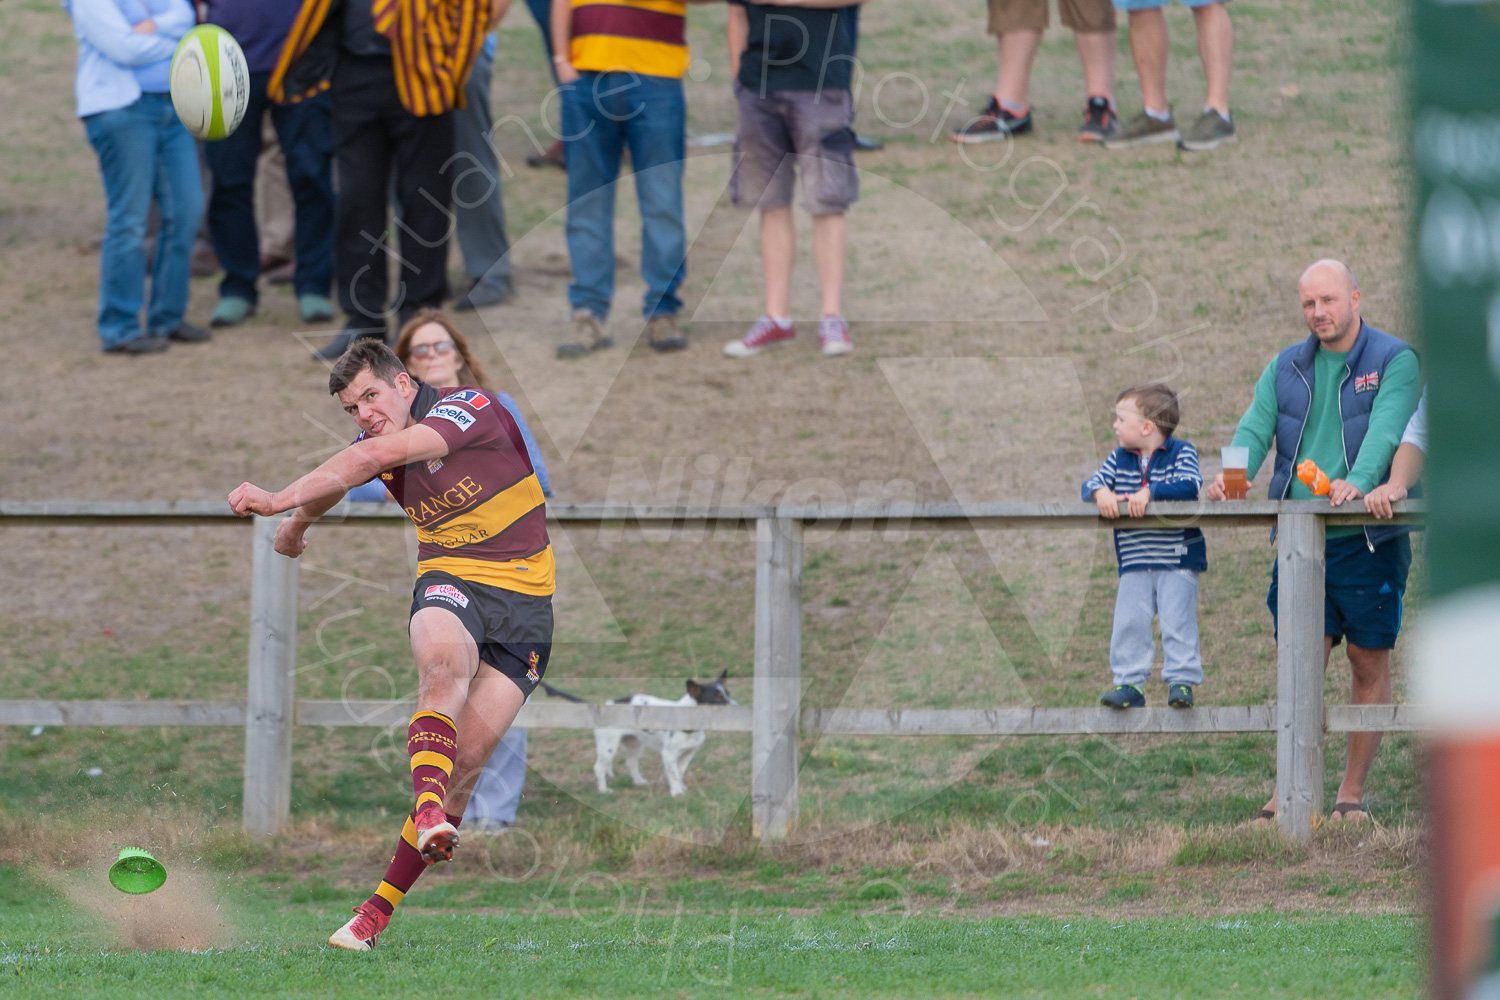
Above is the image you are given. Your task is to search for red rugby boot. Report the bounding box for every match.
[328,901,389,951]
[414,800,459,865]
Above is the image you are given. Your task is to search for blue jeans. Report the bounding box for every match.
[205,71,334,302]
[561,72,686,320]
[523,0,557,79]
[83,93,203,348]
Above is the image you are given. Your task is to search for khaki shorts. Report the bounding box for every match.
[987,0,1116,34]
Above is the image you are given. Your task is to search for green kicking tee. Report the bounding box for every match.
[1231,348,1420,538]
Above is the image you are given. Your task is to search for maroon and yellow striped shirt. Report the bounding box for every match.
[569,0,689,80]
[364,383,555,596]
[269,0,492,116]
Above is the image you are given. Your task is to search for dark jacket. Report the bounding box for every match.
[205,0,305,74]
[269,0,491,115]
[1082,437,1207,574]
[1268,320,1415,548]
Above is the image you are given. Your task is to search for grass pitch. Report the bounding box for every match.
[1,867,1418,999]
[0,0,1423,993]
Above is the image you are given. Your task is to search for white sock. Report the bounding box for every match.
[771,314,792,328]
[1145,106,1171,122]
[1204,106,1230,122]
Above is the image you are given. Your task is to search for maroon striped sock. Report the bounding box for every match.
[365,811,463,917]
[407,710,458,812]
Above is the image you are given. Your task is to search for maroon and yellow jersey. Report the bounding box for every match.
[362,383,554,596]
[568,0,689,80]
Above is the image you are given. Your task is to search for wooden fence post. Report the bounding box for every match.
[1276,510,1326,842]
[243,515,299,836]
[752,517,802,843]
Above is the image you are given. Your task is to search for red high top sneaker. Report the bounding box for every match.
[723,315,795,358]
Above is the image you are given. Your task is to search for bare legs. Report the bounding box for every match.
[444,672,529,817]
[760,206,795,319]
[995,30,1043,108]
[1127,8,1170,113]
[993,29,1115,108]
[1258,636,1391,821]
[759,206,846,319]
[1073,30,1116,102]
[411,607,479,722]
[811,213,845,317]
[1126,3,1232,116]
[409,606,528,817]
[1339,643,1391,808]
[1192,2,1233,117]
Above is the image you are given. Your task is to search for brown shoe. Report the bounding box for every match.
[557,310,612,359]
[190,242,220,278]
[527,140,566,171]
[645,314,686,353]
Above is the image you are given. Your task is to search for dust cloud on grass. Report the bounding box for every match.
[31,826,231,951]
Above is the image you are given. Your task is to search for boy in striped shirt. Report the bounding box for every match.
[1082,383,1206,709]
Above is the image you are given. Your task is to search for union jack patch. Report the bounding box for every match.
[1353,371,1381,393]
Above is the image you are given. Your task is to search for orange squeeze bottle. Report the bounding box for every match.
[1296,459,1331,496]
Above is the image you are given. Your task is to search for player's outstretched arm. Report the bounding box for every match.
[228,425,451,518]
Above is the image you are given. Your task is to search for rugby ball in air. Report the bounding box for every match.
[169,24,249,141]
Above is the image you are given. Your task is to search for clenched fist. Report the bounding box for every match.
[228,483,279,517]
[273,518,309,558]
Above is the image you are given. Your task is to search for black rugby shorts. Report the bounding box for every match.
[410,570,553,697]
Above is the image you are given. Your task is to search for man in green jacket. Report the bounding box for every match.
[1206,259,1420,825]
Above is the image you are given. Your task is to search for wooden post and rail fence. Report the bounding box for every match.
[0,499,1425,844]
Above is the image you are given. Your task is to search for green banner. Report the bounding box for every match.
[1413,0,1500,598]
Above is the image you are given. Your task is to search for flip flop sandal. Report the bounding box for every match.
[1331,802,1371,822]
[1250,808,1276,823]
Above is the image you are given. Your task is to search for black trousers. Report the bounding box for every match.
[206,71,334,303]
[332,54,454,326]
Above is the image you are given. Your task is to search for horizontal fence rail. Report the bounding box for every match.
[0,701,1426,735]
[0,498,1428,529]
[0,499,1426,843]
[294,701,756,732]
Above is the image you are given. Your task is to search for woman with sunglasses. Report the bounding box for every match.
[346,311,552,500]
[396,310,552,499]
[349,308,551,833]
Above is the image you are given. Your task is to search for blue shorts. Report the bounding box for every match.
[1112,0,1224,10]
[1267,534,1411,651]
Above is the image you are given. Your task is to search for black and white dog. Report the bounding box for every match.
[541,671,735,797]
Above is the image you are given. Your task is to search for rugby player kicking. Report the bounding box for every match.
[228,340,555,951]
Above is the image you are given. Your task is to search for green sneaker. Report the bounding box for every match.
[210,295,254,327]
[1103,110,1179,150]
[1100,684,1145,709]
[1178,109,1237,152]
[299,294,334,323]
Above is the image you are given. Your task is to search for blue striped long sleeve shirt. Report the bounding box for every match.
[1081,437,1207,574]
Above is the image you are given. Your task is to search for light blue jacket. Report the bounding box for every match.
[63,0,195,118]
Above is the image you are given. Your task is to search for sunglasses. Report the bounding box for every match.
[408,341,456,359]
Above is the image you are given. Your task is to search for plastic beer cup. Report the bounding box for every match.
[1222,447,1249,499]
